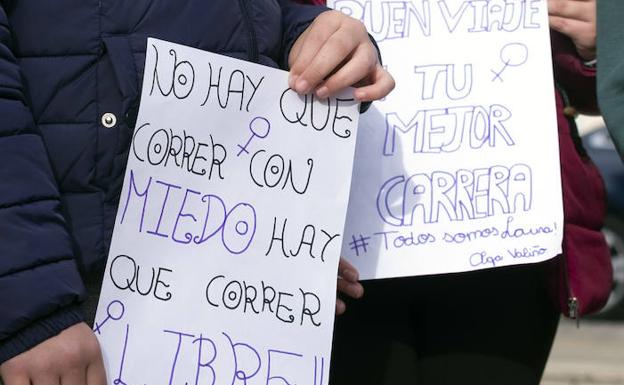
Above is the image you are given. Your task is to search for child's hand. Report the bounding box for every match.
[336,258,364,315]
[288,10,395,102]
[548,0,596,60]
[0,323,106,385]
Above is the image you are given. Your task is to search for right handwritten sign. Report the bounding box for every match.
[330,0,563,279]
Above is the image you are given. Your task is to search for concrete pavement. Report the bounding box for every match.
[542,319,624,385]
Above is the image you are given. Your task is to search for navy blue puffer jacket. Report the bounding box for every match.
[0,0,326,363]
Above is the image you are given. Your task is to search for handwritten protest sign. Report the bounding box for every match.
[94,38,359,385]
[330,0,562,279]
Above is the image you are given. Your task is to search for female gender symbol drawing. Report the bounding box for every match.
[491,42,529,82]
[93,299,125,334]
[237,116,271,156]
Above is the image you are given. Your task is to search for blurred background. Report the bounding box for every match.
[542,116,624,385]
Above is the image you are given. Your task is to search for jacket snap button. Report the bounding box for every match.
[101,112,117,128]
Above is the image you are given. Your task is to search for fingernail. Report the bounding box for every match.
[288,73,298,89]
[295,78,309,94]
[316,86,329,99]
[357,284,364,298]
[344,269,359,282]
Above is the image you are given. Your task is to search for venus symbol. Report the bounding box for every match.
[237,116,271,156]
[93,300,125,335]
[491,42,529,82]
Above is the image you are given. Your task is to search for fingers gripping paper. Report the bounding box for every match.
[329,0,562,279]
[94,39,359,385]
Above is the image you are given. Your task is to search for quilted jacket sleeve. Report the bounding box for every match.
[277,0,329,69]
[0,4,85,364]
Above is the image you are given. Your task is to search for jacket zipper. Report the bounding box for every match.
[555,82,581,328]
[237,0,260,63]
[561,247,580,328]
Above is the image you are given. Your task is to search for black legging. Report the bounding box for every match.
[330,263,559,385]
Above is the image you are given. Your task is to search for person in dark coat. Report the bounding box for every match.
[597,0,624,159]
[0,1,392,384]
[329,0,610,384]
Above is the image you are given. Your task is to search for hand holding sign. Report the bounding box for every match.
[0,323,106,385]
[336,258,364,315]
[288,10,395,102]
[548,0,597,60]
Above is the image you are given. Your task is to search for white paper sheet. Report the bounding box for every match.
[94,38,359,385]
[330,0,563,279]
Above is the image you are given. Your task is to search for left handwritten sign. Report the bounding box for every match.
[94,38,359,385]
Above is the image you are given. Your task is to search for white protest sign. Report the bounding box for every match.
[94,38,359,385]
[329,0,562,279]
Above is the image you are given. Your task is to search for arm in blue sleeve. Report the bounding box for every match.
[0,3,85,364]
[278,0,330,70]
